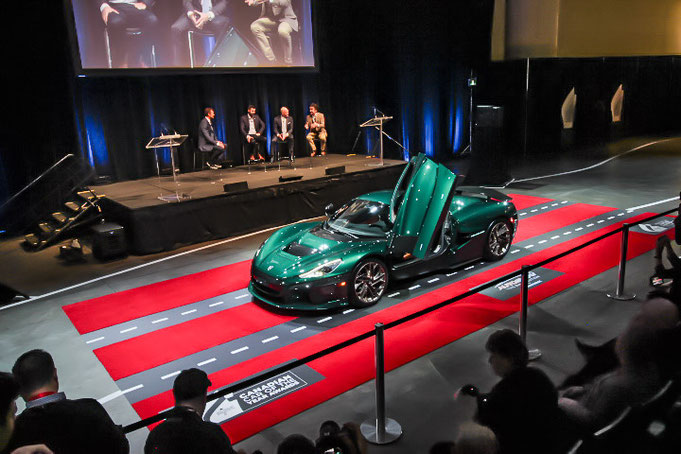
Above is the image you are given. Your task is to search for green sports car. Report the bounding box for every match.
[249,153,518,310]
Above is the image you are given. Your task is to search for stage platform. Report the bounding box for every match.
[93,154,406,254]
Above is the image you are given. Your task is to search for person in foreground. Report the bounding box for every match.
[5,350,128,454]
[460,329,561,454]
[0,372,52,454]
[145,368,244,454]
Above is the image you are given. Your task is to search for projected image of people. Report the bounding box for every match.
[69,0,315,70]
[245,0,298,65]
[171,0,231,67]
[99,0,159,68]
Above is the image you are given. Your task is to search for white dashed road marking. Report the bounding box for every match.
[261,336,279,344]
[427,278,440,283]
[86,336,105,344]
[290,326,306,333]
[235,294,250,299]
[230,346,249,354]
[408,285,421,290]
[209,301,224,307]
[161,371,181,380]
[181,309,197,316]
[152,317,169,324]
[342,309,355,314]
[317,317,332,324]
[120,327,137,334]
[197,358,217,366]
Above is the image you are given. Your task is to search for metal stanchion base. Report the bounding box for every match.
[528,348,542,361]
[607,292,636,301]
[360,418,402,444]
[157,193,191,203]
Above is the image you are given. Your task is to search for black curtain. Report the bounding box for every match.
[23,0,493,184]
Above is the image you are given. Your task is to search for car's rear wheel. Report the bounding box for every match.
[483,219,512,261]
[349,258,389,308]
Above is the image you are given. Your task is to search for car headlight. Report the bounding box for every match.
[299,259,342,279]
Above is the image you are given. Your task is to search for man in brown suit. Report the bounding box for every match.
[245,0,298,65]
[305,103,327,156]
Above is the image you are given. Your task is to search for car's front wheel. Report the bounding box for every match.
[349,258,389,308]
[483,218,513,261]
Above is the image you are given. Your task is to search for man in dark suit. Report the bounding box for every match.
[272,106,294,162]
[198,107,227,169]
[6,350,129,454]
[239,105,266,162]
[99,1,159,68]
[245,0,298,65]
[170,0,231,67]
[145,369,242,454]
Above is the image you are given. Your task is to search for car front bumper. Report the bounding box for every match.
[249,268,353,310]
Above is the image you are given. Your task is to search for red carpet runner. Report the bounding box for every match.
[62,195,670,442]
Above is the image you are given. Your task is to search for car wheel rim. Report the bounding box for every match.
[489,222,511,257]
[354,261,387,304]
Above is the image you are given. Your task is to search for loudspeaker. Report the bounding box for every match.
[325,166,345,176]
[279,175,303,182]
[92,222,128,261]
[0,282,28,305]
[223,181,249,193]
[466,105,509,185]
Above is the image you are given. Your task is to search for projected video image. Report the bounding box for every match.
[68,0,315,70]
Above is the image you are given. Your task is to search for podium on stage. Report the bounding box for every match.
[360,115,392,166]
[146,133,189,202]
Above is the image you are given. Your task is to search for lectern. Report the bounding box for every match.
[360,115,392,166]
[145,133,189,202]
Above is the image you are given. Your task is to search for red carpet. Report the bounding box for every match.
[94,304,295,381]
[513,203,614,243]
[505,193,554,211]
[63,260,252,334]
[61,198,672,443]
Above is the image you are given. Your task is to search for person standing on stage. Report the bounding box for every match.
[272,106,294,162]
[198,107,226,170]
[305,103,327,156]
[245,0,298,65]
[239,105,266,162]
[170,0,231,67]
[99,0,159,68]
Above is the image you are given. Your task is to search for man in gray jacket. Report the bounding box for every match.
[246,0,298,65]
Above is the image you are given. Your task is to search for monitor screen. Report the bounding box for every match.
[67,0,316,72]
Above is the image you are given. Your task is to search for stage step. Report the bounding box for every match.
[77,190,98,202]
[24,233,40,248]
[64,201,81,212]
[52,212,70,225]
[38,222,55,236]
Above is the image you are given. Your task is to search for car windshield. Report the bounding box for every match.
[327,199,390,237]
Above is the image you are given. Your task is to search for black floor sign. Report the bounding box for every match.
[480,267,564,300]
[203,364,324,424]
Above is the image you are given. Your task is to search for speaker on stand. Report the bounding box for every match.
[464,105,510,186]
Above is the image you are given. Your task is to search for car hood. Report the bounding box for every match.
[253,223,386,280]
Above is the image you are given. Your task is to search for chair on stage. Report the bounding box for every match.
[241,141,268,174]
[271,137,295,171]
[306,136,328,168]
[104,27,157,68]
[188,28,222,68]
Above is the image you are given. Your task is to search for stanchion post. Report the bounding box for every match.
[607,223,636,301]
[361,323,402,444]
[518,266,542,361]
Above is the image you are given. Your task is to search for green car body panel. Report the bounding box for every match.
[249,154,517,310]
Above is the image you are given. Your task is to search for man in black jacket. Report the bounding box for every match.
[5,350,129,454]
[239,105,266,162]
[170,0,231,66]
[144,368,242,454]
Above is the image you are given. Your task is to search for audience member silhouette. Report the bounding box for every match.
[6,350,128,454]
[144,368,242,454]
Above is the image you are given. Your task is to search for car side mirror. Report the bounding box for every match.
[324,203,335,217]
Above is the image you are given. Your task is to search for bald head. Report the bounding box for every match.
[280,107,289,117]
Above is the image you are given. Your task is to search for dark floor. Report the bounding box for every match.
[1,135,680,453]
